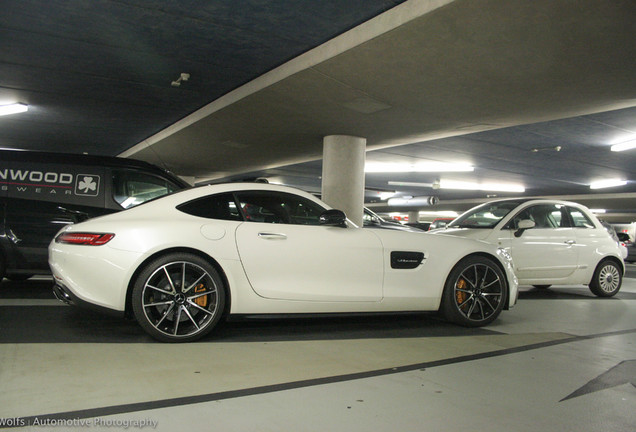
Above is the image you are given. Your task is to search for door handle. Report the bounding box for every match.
[565,240,576,245]
[258,232,287,240]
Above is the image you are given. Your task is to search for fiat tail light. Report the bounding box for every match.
[55,232,115,246]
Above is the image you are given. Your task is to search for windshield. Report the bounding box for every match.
[448,200,525,229]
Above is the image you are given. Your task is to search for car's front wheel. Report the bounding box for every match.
[441,255,507,327]
[131,253,225,342]
[588,259,622,297]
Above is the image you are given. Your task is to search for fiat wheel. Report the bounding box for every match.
[589,260,622,297]
[441,256,507,327]
[132,253,225,342]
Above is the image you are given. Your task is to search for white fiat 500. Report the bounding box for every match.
[435,199,624,297]
[49,183,518,342]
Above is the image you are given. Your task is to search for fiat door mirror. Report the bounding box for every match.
[515,219,535,237]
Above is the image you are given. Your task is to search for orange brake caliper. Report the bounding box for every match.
[193,283,208,307]
[456,278,468,307]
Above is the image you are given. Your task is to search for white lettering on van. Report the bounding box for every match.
[11,170,29,181]
[0,169,74,184]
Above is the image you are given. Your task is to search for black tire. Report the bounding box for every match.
[131,253,226,342]
[532,285,552,289]
[441,256,507,327]
[588,259,622,297]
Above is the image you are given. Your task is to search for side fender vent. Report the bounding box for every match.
[390,251,425,269]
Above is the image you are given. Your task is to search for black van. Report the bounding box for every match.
[0,149,190,280]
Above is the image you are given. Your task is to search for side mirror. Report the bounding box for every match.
[319,209,347,227]
[515,219,535,238]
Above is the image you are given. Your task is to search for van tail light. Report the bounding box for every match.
[55,232,115,246]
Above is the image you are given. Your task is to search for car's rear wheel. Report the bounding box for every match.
[132,253,225,342]
[588,259,622,297]
[441,256,507,327]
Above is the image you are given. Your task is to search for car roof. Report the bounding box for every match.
[479,198,588,208]
[145,182,332,208]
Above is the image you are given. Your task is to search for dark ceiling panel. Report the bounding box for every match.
[0,0,407,153]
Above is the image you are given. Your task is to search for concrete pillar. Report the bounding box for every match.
[321,135,366,226]
[408,211,420,224]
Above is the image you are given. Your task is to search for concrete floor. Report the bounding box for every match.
[1,272,635,431]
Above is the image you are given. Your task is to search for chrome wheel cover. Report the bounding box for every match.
[453,263,503,322]
[598,264,621,294]
[141,261,219,338]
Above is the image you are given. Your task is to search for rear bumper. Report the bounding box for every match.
[52,278,124,317]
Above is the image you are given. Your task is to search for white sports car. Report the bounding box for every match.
[49,183,518,342]
[435,199,624,297]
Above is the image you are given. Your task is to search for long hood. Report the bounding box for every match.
[430,227,494,241]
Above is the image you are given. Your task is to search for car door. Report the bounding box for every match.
[503,203,579,282]
[234,190,384,302]
[568,205,608,272]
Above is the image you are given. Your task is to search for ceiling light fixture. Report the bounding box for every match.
[589,179,627,189]
[610,139,636,152]
[388,180,525,193]
[531,145,562,153]
[0,103,28,116]
[365,162,474,173]
[387,196,440,206]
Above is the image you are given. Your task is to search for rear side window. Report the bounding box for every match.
[235,191,325,225]
[568,207,595,228]
[177,193,242,221]
[112,170,181,209]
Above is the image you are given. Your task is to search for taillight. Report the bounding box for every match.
[55,232,115,246]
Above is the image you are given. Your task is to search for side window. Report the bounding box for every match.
[568,207,595,228]
[235,191,326,225]
[177,193,242,221]
[512,204,567,229]
[112,171,181,209]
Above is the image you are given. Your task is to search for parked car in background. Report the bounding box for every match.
[0,149,189,280]
[600,221,628,260]
[433,199,624,297]
[363,208,422,231]
[405,222,431,231]
[619,232,636,263]
[50,183,518,342]
[428,217,455,230]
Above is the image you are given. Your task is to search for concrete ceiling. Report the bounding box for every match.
[2,0,636,221]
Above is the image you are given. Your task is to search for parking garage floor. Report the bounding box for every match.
[1,270,635,431]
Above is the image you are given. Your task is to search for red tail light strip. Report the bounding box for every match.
[55,232,115,246]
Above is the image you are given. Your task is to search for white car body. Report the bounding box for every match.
[49,183,518,341]
[434,199,624,293]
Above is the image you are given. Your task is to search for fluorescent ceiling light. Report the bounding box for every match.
[0,103,28,116]
[590,209,606,214]
[387,180,524,192]
[365,162,473,173]
[610,139,636,152]
[589,179,627,189]
[388,181,434,187]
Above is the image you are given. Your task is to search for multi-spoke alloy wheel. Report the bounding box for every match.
[589,260,622,297]
[441,256,507,327]
[132,253,225,342]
